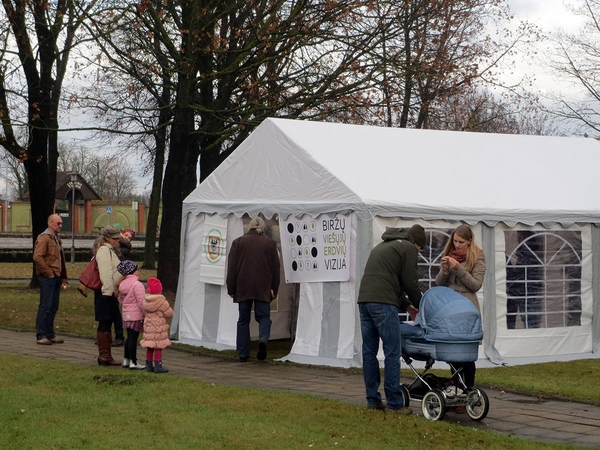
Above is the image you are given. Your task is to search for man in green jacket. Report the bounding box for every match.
[357,224,426,414]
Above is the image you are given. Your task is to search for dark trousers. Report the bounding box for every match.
[36,275,61,340]
[450,362,476,388]
[124,329,140,362]
[114,310,124,340]
[236,300,272,358]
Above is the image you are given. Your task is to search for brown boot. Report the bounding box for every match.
[97,332,120,366]
[77,284,88,297]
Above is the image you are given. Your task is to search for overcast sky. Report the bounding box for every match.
[510,0,580,29]
[0,1,592,198]
[506,0,586,96]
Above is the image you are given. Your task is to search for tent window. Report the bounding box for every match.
[418,229,452,291]
[396,229,453,322]
[505,230,582,330]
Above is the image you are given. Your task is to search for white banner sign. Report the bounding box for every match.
[198,215,228,285]
[279,214,350,283]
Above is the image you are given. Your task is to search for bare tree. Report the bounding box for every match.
[355,0,540,129]
[2,139,139,203]
[73,1,174,269]
[428,87,560,135]
[82,0,386,290]
[79,152,138,203]
[545,0,600,136]
[79,0,537,291]
[0,147,26,200]
[0,0,95,285]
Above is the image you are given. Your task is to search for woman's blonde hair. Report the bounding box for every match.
[92,235,111,255]
[443,224,482,272]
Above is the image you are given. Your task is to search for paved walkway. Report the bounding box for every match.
[2,328,599,448]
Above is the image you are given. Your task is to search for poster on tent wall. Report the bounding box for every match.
[198,215,228,285]
[279,214,351,283]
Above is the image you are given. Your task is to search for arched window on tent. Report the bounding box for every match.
[418,228,452,291]
[397,228,452,321]
[505,230,582,330]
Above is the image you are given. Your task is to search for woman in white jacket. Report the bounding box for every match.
[93,225,124,366]
[435,224,486,392]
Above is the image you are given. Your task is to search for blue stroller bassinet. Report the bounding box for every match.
[400,286,483,362]
[399,286,489,421]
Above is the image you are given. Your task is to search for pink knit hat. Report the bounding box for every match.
[147,278,163,295]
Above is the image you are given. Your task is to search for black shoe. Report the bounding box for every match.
[257,342,267,361]
[145,360,154,372]
[111,339,124,347]
[239,356,248,362]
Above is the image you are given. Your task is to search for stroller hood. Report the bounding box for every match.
[417,287,483,343]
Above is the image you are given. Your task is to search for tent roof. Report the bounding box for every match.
[184,118,600,226]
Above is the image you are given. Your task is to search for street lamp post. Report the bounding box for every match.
[70,172,78,263]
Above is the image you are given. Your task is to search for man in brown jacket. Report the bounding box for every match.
[227,217,280,362]
[33,213,68,345]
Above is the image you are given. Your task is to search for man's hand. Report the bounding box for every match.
[407,305,419,321]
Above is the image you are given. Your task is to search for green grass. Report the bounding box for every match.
[2,262,600,406]
[0,261,157,282]
[0,354,583,450]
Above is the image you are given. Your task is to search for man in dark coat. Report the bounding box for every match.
[227,217,280,362]
[357,224,426,414]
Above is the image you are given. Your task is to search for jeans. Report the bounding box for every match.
[237,300,272,358]
[359,302,403,409]
[36,275,61,340]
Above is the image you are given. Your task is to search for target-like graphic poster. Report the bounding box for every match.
[279,214,350,283]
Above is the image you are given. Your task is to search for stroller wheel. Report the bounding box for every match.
[400,384,411,408]
[466,388,489,421]
[421,389,446,421]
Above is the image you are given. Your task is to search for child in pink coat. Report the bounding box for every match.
[140,278,173,373]
[117,260,146,369]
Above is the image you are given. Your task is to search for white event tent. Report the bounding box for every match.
[171,118,600,368]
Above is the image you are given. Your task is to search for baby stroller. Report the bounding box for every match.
[399,286,489,421]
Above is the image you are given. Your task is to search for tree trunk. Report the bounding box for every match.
[142,125,166,270]
[25,135,55,289]
[156,78,196,293]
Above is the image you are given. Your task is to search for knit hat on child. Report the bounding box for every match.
[147,277,163,295]
[117,260,138,276]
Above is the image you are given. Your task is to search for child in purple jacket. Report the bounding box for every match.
[117,260,146,369]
